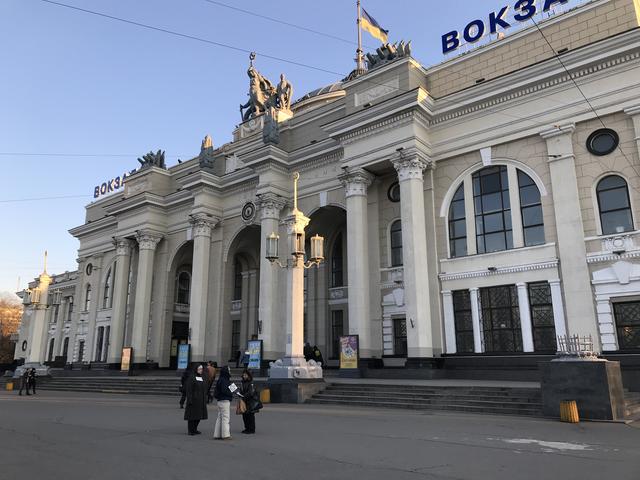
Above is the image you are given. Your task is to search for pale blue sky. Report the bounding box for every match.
[0,0,584,294]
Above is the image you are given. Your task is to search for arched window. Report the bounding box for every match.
[518,171,545,246]
[233,261,243,300]
[448,184,467,257]
[596,175,634,235]
[331,233,344,287]
[84,284,92,312]
[473,166,513,254]
[390,220,403,266]
[103,267,113,309]
[176,271,191,305]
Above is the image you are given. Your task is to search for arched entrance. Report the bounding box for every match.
[223,225,261,364]
[167,241,193,369]
[305,206,348,366]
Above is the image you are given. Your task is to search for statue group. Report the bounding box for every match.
[240,53,293,122]
[137,150,166,170]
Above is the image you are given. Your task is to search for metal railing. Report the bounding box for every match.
[556,334,600,359]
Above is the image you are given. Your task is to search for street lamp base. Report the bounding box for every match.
[268,356,323,380]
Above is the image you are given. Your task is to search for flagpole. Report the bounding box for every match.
[356,0,363,71]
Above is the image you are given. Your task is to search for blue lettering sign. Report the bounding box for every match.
[442,30,460,54]
[489,6,511,34]
[514,0,537,21]
[543,0,568,12]
[463,19,485,44]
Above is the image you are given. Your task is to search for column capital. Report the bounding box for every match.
[189,214,218,238]
[135,230,163,251]
[257,192,287,220]
[539,123,575,140]
[469,287,479,293]
[391,153,431,182]
[624,105,640,117]
[441,289,453,296]
[338,168,375,197]
[516,282,527,289]
[113,237,134,256]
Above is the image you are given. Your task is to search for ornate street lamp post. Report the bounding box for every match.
[266,172,325,379]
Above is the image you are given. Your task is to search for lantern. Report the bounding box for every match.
[310,234,324,263]
[266,232,279,261]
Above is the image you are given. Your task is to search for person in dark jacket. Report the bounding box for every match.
[213,366,233,439]
[183,364,208,435]
[239,369,259,434]
[206,361,217,404]
[312,345,324,366]
[303,343,314,361]
[28,368,37,394]
[179,364,192,409]
[18,369,30,396]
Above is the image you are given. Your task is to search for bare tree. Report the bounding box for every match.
[0,293,23,364]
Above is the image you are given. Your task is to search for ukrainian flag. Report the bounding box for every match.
[361,8,389,43]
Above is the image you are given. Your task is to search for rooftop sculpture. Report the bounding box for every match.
[239,53,293,122]
[366,40,412,69]
[137,150,166,170]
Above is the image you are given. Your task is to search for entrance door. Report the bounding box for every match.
[170,322,189,369]
[613,301,640,350]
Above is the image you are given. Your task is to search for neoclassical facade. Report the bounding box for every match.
[15,0,640,380]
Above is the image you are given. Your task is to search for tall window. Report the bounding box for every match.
[473,166,513,254]
[103,326,110,362]
[62,337,69,359]
[452,290,474,353]
[48,338,55,362]
[528,282,556,352]
[95,326,104,362]
[393,318,407,356]
[449,184,467,257]
[53,304,59,324]
[78,340,85,362]
[613,301,640,350]
[84,284,92,312]
[103,267,113,309]
[233,261,243,300]
[390,221,403,267]
[176,271,191,304]
[596,175,634,235]
[67,297,74,321]
[518,171,545,246]
[331,310,344,359]
[231,319,241,358]
[480,285,522,353]
[331,233,344,287]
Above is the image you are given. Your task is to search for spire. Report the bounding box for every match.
[43,250,48,275]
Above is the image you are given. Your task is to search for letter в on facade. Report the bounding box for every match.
[442,31,460,54]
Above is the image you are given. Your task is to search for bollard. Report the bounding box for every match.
[560,400,580,423]
[5,381,14,391]
[260,388,271,404]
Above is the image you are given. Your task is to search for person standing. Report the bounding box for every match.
[206,361,217,404]
[313,345,324,366]
[183,364,208,436]
[18,368,30,396]
[179,364,192,409]
[213,366,233,440]
[303,343,314,361]
[239,369,258,434]
[28,368,37,395]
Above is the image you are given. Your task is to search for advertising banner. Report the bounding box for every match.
[120,347,132,372]
[177,344,190,370]
[339,335,359,370]
[247,340,263,369]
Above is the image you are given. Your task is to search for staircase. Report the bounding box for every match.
[624,389,640,420]
[38,377,182,396]
[307,383,544,417]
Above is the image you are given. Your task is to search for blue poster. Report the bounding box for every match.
[177,344,190,370]
[247,340,262,369]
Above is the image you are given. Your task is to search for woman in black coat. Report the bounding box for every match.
[183,364,208,435]
[239,369,259,434]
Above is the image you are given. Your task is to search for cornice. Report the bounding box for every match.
[439,260,558,282]
[68,216,117,239]
[586,250,640,264]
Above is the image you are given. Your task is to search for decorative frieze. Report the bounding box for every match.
[439,260,558,282]
[338,168,375,197]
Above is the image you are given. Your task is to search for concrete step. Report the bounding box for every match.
[312,393,541,408]
[323,385,541,396]
[316,391,541,404]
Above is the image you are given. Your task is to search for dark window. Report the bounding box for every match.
[53,304,59,324]
[331,233,344,287]
[95,326,104,362]
[613,301,640,350]
[473,166,513,254]
[62,337,69,359]
[231,319,241,357]
[78,340,85,362]
[47,338,55,362]
[103,326,110,362]
[331,310,344,359]
[586,129,619,156]
[233,261,243,300]
[452,290,474,353]
[67,297,74,321]
[528,282,556,352]
[103,267,113,309]
[480,285,522,353]
[390,220,403,266]
[596,175,634,235]
[176,271,191,304]
[84,284,92,312]
[518,171,545,246]
[393,318,407,356]
[449,184,467,257]
[387,182,401,202]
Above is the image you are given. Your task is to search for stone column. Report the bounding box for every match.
[257,193,286,361]
[541,125,599,345]
[27,273,52,363]
[469,287,483,353]
[339,169,375,360]
[548,279,567,350]
[442,290,457,354]
[188,215,216,363]
[624,105,640,160]
[106,238,133,365]
[130,230,162,365]
[516,283,535,353]
[391,155,436,361]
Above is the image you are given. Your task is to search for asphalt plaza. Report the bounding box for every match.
[0,390,638,480]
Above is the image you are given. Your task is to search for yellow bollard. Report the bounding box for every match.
[260,388,271,404]
[560,400,580,423]
[5,381,14,391]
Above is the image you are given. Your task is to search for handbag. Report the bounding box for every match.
[236,398,247,415]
